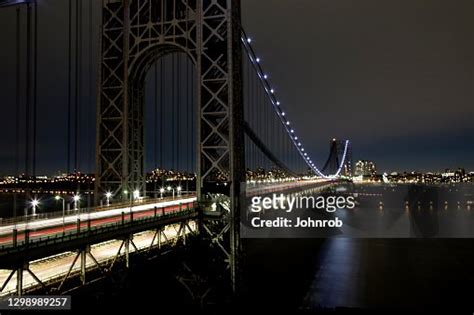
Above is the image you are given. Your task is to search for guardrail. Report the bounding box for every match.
[0,193,196,227]
[0,205,197,253]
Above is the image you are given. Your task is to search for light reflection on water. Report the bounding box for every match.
[302,183,474,311]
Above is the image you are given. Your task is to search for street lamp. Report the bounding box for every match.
[160,187,165,199]
[55,195,66,230]
[73,194,81,211]
[31,199,39,216]
[177,186,182,197]
[167,186,174,199]
[133,190,140,201]
[105,192,112,206]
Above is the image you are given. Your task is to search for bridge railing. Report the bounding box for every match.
[0,193,197,227]
[0,203,197,252]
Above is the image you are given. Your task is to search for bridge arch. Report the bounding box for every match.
[130,42,196,85]
[95,0,245,204]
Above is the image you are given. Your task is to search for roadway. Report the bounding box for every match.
[0,179,331,246]
[0,223,194,295]
[0,195,197,246]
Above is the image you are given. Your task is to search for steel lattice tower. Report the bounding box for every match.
[95,0,245,291]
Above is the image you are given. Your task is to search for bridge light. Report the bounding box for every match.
[73,195,81,202]
[304,153,307,156]
[247,37,252,43]
[263,74,268,79]
[54,195,61,201]
[298,143,301,146]
[294,136,298,140]
[177,186,182,192]
[31,199,39,207]
[281,112,285,116]
[167,186,172,191]
[276,101,280,105]
[105,192,112,199]
[256,58,260,63]
[290,129,294,133]
[286,121,290,125]
[160,188,165,193]
[270,89,274,93]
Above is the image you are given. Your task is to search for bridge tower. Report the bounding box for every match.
[95,0,245,292]
[321,139,352,177]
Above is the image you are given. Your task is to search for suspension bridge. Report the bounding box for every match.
[0,0,352,300]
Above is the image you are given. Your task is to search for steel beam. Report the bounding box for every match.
[95,0,245,293]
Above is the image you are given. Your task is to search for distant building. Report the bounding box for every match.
[355,160,376,177]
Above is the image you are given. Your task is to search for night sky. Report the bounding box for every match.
[0,0,473,176]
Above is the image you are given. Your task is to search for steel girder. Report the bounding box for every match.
[95,0,245,291]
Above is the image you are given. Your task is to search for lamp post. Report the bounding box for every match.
[177,186,182,197]
[55,195,65,231]
[105,192,112,206]
[160,188,164,199]
[73,194,80,211]
[167,186,174,199]
[31,199,39,216]
[133,190,140,201]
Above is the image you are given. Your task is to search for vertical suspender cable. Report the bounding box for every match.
[177,55,181,175]
[191,60,195,178]
[32,0,38,179]
[25,3,31,179]
[246,58,250,172]
[87,0,93,174]
[171,55,175,171]
[75,0,82,174]
[186,58,190,192]
[67,0,72,174]
[15,7,21,220]
[252,66,256,171]
[160,58,164,186]
[259,83,263,170]
[154,63,158,196]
